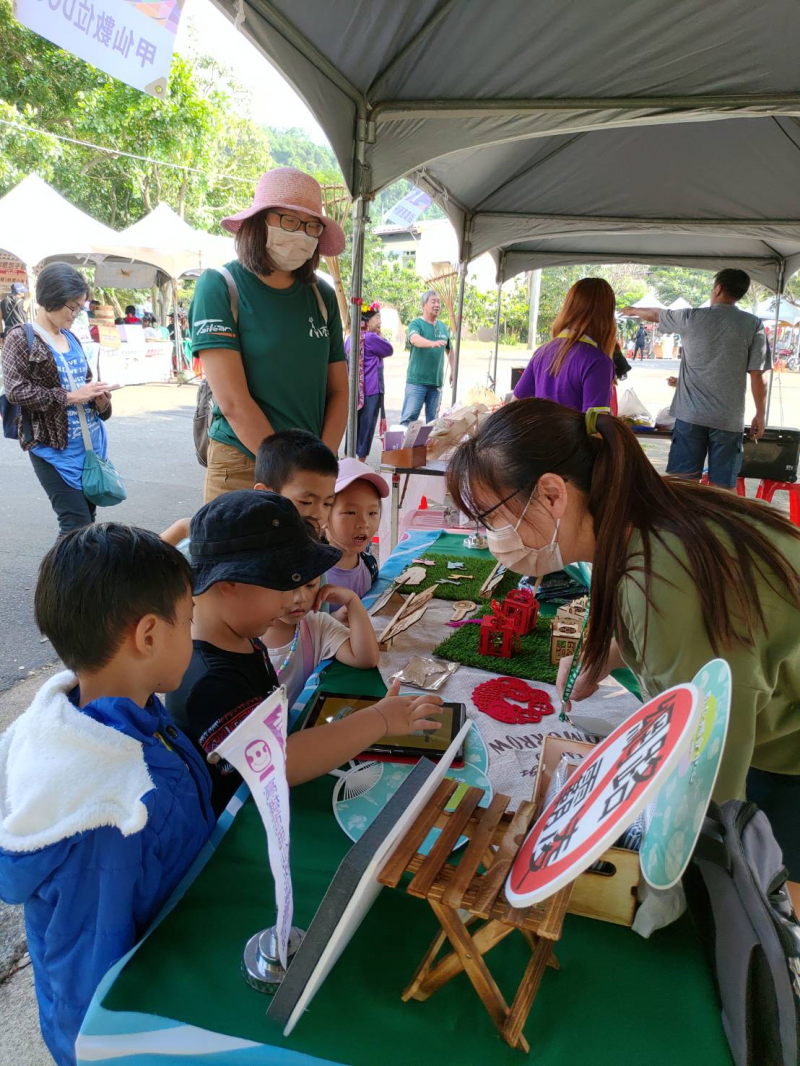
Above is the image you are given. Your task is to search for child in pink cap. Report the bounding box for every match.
[323,458,389,598]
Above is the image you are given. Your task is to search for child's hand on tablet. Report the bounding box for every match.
[369,679,442,737]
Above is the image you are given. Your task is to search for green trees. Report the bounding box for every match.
[0,0,268,230]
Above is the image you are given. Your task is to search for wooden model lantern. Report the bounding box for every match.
[549,621,580,665]
[500,588,539,636]
[478,602,519,659]
[556,596,588,626]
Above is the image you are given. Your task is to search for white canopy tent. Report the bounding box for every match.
[206,0,800,444]
[756,297,800,325]
[0,174,122,272]
[632,293,667,310]
[117,203,235,280]
[669,297,693,310]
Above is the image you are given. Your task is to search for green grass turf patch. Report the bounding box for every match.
[397,554,521,602]
[432,610,559,683]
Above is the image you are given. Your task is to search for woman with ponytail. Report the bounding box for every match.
[513,278,617,412]
[447,399,800,879]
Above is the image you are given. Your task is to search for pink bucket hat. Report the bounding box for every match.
[221,167,345,256]
[335,458,390,499]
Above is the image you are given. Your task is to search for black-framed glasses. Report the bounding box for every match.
[64,301,85,316]
[474,485,534,529]
[268,211,324,238]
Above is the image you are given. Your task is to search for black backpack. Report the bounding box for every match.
[1,323,35,441]
[192,270,329,467]
[685,800,800,1066]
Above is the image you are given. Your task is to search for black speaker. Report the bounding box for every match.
[511,366,526,390]
[741,427,800,483]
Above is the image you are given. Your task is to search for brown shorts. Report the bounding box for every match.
[203,438,256,503]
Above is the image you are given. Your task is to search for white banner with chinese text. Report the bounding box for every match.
[14,0,183,97]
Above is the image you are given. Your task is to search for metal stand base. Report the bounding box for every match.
[464,532,488,551]
[242,925,305,994]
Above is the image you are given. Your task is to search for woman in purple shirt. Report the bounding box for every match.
[513,278,616,412]
[345,300,394,461]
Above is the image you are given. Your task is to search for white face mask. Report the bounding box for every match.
[266,225,318,272]
[486,490,563,577]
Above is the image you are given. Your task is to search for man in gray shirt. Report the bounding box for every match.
[622,269,769,488]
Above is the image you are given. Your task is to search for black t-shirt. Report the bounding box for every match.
[166,638,279,815]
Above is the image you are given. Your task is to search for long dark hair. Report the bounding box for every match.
[549,277,617,373]
[235,210,321,282]
[447,399,800,682]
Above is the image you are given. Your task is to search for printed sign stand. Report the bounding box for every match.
[640,659,732,889]
[213,685,296,983]
[506,682,700,907]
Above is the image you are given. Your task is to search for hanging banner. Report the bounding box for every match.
[14,0,184,97]
[384,187,432,228]
[213,686,294,968]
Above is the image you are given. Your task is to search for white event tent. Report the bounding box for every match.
[117,203,235,281]
[0,175,122,282]
[208,0,800,442]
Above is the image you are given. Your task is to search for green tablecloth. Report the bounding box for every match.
[98,532,725,1062]
[103,771,730,1064]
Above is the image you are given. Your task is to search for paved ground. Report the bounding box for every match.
[0,383,205,693]
[0,346,796,1063]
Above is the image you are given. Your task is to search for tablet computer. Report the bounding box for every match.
[302,690,466,765]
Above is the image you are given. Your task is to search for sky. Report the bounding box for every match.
[175,0,329,144]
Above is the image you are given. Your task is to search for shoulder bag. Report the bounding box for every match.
[51,333,126,507]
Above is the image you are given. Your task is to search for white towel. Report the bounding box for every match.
[0,671,154,853]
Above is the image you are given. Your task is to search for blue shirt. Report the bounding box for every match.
[0,687,215,1066]
[31,331,107,489]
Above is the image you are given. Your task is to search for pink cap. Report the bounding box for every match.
[335,458,390,498]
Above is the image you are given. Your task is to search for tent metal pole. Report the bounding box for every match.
[489,283,502,390]
[451,261,467,407]
[371,93,800,120]
[765,267,784,424]
[346,197,367,457]
[25,266,37,320]
[528,268,542,350]
[172,280,184,373]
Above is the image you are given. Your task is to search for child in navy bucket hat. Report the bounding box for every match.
[167,490,442,813]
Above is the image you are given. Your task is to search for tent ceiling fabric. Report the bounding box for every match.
[210,0,800,290]
[212,0,800,193]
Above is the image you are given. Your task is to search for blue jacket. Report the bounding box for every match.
[0,671,215,1066]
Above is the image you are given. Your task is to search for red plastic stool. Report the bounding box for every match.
[756,480,800,526]
[700,474,747,497]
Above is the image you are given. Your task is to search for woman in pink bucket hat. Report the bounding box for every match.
[190,167,348,502]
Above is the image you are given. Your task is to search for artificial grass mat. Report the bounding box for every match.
[433,608,559,683]
[397,552,521,602]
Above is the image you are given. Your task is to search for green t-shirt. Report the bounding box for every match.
[615,525,800,802]
[189,262,345,458]
[406,316,451,387]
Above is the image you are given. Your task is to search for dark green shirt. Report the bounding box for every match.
[406,316,451,387]
[189,262,345,457]
[616,525,800,802]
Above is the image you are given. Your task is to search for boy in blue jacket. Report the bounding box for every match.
[0,525,215,1066]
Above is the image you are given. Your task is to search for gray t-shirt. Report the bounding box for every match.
[658,305,768,433]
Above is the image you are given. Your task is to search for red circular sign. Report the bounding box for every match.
[506,684,698,907]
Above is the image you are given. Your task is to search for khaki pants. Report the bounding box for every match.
[204,438,256,502]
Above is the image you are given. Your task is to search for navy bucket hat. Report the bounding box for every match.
[189,489,342,595]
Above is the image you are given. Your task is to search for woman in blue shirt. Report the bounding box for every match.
[1,263,113,535]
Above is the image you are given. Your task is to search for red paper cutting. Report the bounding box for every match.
[472,677,555,724]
